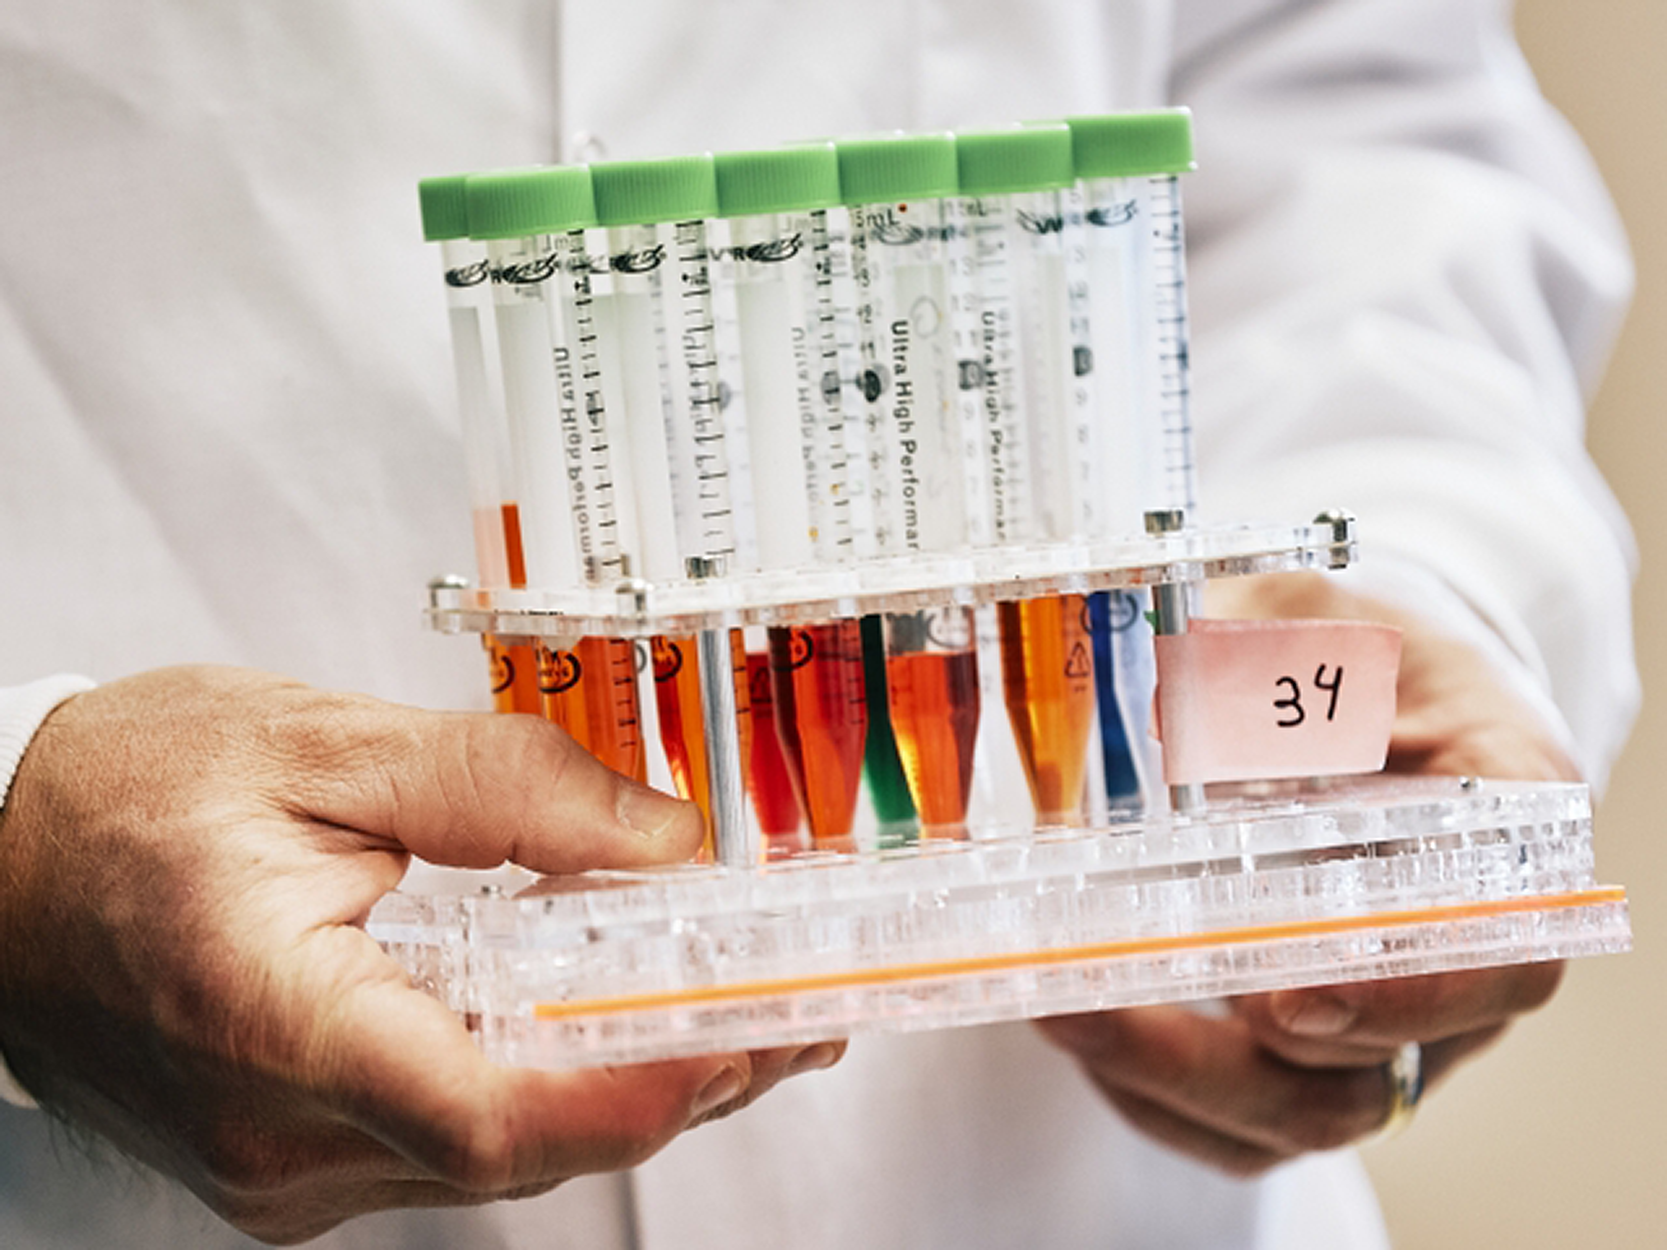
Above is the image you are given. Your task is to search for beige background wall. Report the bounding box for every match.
[1364,3,1667,1245]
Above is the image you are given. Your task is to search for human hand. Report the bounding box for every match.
[1036,572,1573,1175]
[0,666,841,1242]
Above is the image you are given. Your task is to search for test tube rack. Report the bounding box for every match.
[378,119,1630,1068]
[370,517,1629,1069]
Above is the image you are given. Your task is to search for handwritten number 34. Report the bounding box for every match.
[1274,664,1343,729]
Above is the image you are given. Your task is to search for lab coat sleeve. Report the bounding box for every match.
[0,674,96,1109]
[1170,0,1639,788]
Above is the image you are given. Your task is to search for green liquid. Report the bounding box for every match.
[860,614,918,845]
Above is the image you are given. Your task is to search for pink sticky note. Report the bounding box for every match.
[1154,618,1402,786]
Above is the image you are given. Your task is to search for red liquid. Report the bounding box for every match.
[769,622,868,849]
[998,594,1095,826]
[538,637,646,782]
[653,631,751,859]
[885,648,980,837]
[745,651,804,842]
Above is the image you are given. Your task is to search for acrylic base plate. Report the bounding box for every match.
[368,775,1629,1069]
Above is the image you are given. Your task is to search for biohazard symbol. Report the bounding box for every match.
[634,640,651,674]
[489,649,515,695]
[651,637,684,683]
[1064,640,1093,680]
[538,648,583,695]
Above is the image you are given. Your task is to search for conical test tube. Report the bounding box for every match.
[714,146,866,851]
[1066,110,1198,529]
[838,133,982,840]
[956,126,1096,827]
[591,156,750,857]
[1066,111,1198,814]
[418,175,541,715]
[467,167,644,780]
[715,145,868,851]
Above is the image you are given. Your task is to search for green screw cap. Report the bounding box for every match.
[714,144,840,217]
[418,174,471,242]
[590,154,719,227]
[465,166,596,240]
[1065,109,1196,178]
[835,133,958,205]
[955,125,1075,196]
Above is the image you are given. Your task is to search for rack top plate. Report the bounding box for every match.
[428,516,1356,638]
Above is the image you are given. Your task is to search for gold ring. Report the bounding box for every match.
[1377,1041,1424,1140]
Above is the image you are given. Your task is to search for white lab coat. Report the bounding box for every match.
[0,2,1634,1247]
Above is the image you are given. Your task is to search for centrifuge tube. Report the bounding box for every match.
[712,146,866,847]
[537,636,646,782]
[1066,111,1198,527]
[1065,112,1197,809]
[744,635,805,850]
[419,175,541,715]
[837,133,983,837]
[859,614,918,845]
[955,126,1097,826]
[769,621,868,851]
[651,630,751,857]
[591,157,751,836]
[466,167,645,777]
[884,607,980,837]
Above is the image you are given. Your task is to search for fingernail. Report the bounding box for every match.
[692,1066,746,1118]
[617,784,696,840]
[785,1043,840,1078]
[1276,991,1358,1037]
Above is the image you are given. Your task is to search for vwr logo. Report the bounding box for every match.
[1086,201,1138,228]
[444,260,491,288]
[717,234,804,264]
[609,242,667,274]
[1016,210,1065,235]
[495,254,561,285]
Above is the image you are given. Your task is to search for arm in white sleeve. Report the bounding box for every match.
[1172,0,1638,787]
[0,674,96,1108]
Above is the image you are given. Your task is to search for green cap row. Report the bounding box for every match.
[419,110,1194,242]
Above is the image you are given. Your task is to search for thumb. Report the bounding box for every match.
[286,694,704,874]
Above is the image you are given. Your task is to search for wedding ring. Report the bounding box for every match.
[1378,1040,1424,1140]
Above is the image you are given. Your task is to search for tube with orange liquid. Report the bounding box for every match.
[954,128,1098,825]
[769,621,868,852]
[418,175,543,715]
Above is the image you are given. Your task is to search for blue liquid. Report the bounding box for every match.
[1088,591,1142,807]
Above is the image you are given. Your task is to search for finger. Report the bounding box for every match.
[1246,962,1564,1058]
[271,693,705,874]
[1036,1007,1389,1157]
[1092,1084,1287,1178]
[313,953,759,1191]
[690,1040,846,1126]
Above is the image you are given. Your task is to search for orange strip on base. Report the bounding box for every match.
[532,887,1626,1021]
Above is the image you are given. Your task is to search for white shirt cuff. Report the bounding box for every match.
[0,673,97,1109]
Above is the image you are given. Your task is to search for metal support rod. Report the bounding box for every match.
[688,557,754,866]
[1145,509,1206,817]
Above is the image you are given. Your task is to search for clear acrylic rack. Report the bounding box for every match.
[371,515,1631,1069]
[370,773,1627,1069]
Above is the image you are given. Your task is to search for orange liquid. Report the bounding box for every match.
[885,648,980,836]
[486,636,543,715]
[745,652,804,841]
[769,622,868,849]
[538,637,646,782]
[480,503,541,716]
[653,631,751,858]
[501,501,529,588]
[998,595,1096,826]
